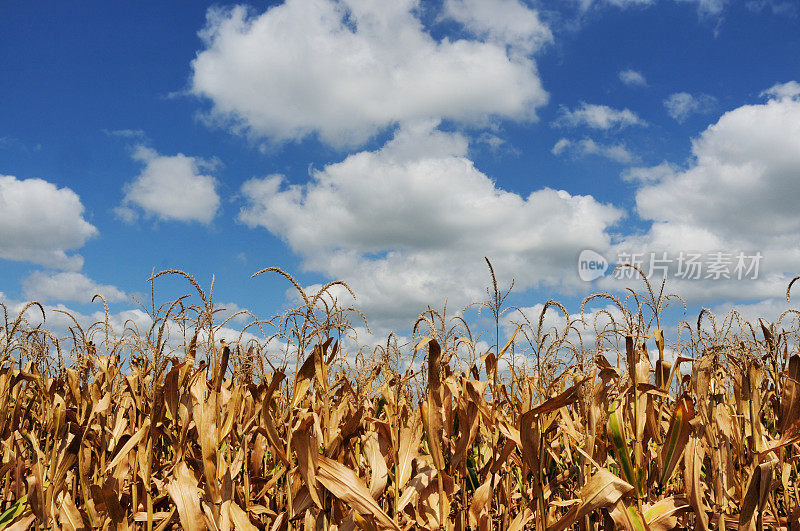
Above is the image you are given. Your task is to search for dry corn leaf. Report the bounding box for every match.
[549,467,634,531]
[58,492,86,531]
[398,467,436,512]
[104,418,150,474]
[363,431,388,499]
[519,408,541,474]
[352,512,379,531]
[527,377,587,417]
[468,476,493,528]
[292,346,319,408]
[4,513,36,531]
[292,415,323,508]
[316,456,399,530]
[644,496,690,531]
[396,416,422,490]
[228,500,258,531]
[165,461,206,531]
[508,507,533,531]
[451,399,479,471]
[191,377,221,506]
[780,354,800,433]
[425,339,446,473]
[739,460,775,529]
[608,499,648,531]
[684,429,709,531]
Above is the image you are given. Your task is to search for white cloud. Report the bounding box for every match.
[0,137,41,153]
[578,0,732,20]
[619,69,647,87]
[595,0,727,16]
[746,0,797,15]
[663,92,716,122]
[709,298,792,327]
[605,84,800,302]
[0,175,97,270]
[579,0,655,8]
[552,137,635,163]
[190,1,548,147]
[676,0,727,15]
[117,146,221,225]
[761,81,800,100]
[477,132,507,150]
[551,138,572,155]
[22,271,127,304]
[104,129,146,139]
[554,102,646,129]
[622,161,677,182]
[640,90,800,245]
[442,0,553,56]
[240,122,621,327]
[212,301,251,326]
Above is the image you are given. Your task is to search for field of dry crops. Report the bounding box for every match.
[1,265,800,530]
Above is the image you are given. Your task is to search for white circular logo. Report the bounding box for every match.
[578,250,609,282]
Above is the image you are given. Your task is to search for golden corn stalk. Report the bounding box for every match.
[0,265,799,530]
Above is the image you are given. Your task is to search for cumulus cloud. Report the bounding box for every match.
[117,146,221,224]
[640,90,800,245]
[0,175,97,270]
[552,137,635,163]
[22,271,127,304]
[663,92,716,122]
[442,0,553,56]
[240,122,621,327]
[554,102,645,130]
[619,69,647,87]
[190,0,548,147]
[605,83,800,303]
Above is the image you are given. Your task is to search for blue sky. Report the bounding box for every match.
[1,0,799,342]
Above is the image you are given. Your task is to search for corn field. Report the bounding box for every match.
[1,265,800,530]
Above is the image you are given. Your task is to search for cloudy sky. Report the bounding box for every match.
[1,0,799,337]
